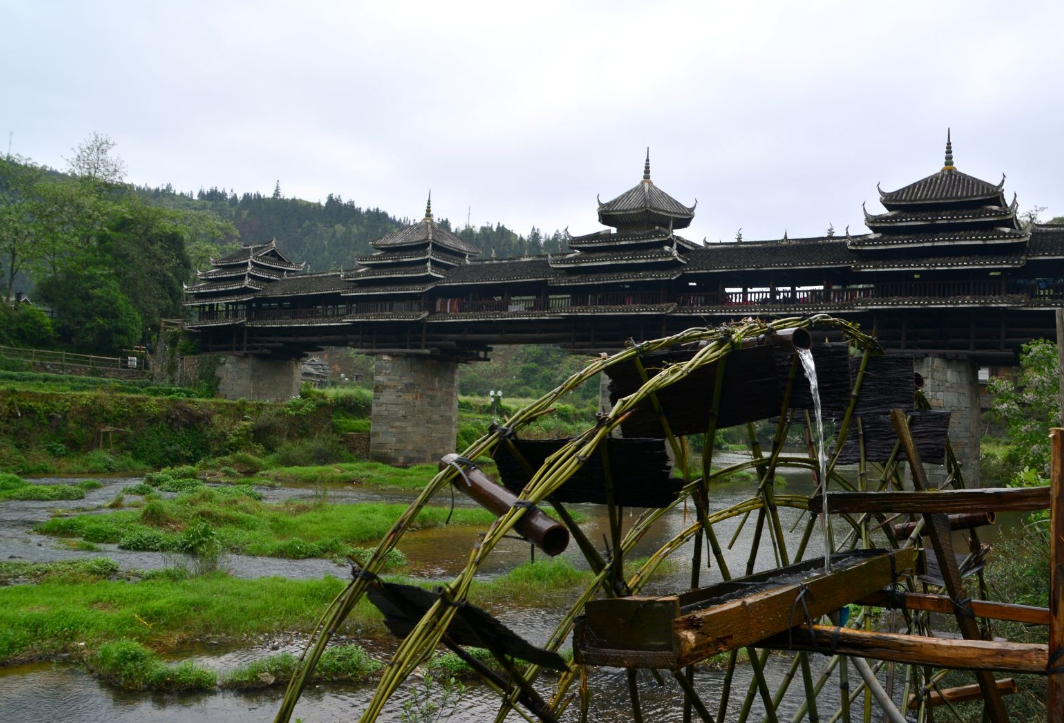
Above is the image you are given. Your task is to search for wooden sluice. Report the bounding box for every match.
[574,549,917,669]
[273,317,1064,723]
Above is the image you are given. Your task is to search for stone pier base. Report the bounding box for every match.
[370,355,459,467]
[215,355,300,402]
[915,356,982,487]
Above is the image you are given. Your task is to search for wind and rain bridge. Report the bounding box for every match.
[181,138,1064,476]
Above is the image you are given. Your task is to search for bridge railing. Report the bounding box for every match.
[354,301,423,314]
[191,309,246,323]
[251,307,348,322]
[874,279,1006,299]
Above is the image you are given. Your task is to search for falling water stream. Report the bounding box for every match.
[796,347,831,571]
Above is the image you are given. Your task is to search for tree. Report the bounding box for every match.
[8,305,55,347]
[987,339,1061,475]
[36,267,141,354]
[0,155,46,302]
[65,132,127,185]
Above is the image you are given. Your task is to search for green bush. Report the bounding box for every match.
[1,482,86,501]
[89,639,216,691]
[273,435,351,467]
[124,483,154,495]
[77,479,103,490]
[118,528,177,551]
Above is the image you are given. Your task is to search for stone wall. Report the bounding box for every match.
[370,355,459,466]
[916,356,982,486]
[214,355,300,402]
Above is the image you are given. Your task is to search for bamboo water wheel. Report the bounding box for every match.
[274,315,1058,723]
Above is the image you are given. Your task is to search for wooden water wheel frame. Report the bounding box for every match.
[274,314,1059,723]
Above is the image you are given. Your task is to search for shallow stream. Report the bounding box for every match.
[0,462,1022,722]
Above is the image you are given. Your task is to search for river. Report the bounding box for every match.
[0,461,1021,722]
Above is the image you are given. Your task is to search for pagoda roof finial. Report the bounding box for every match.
[643,147,651,182]
[943,128,955,171]
[424,191,433,220]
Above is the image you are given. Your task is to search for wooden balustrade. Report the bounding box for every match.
[189,277,1064,326]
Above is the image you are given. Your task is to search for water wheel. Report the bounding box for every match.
[275,314,1031,723]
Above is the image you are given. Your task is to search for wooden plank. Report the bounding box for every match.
[808,486,1049,514]
[758,625,1047,673]
[908,678,1018,709]
[1049,427,1064,721]
[890,409,1011,723]
[573,549,916,669]
[859,590,1050,626]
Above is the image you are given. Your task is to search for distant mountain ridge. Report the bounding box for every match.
[135,183,568,272]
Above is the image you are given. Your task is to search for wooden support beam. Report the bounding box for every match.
[908,678,1018,709]
[1049,427,1064,720]
[859,589,1050,626]
[758,625,1047,673]
[808,486,1049,514]
[890,409,1011,723]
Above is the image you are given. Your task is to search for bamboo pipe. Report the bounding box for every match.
[741,326,813,350]
[893,511,996,538]
[439,454,570,556]
[907,678,1017,709]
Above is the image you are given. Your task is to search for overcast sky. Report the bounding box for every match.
[4,0,1062,247]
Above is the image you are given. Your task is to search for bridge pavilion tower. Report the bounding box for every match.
[352,194,481,466]
[854,132,1028,484]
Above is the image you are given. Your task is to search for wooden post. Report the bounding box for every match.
[1055,310,1064,421]
[1049,428,1064,721]
[890,410,1010,723]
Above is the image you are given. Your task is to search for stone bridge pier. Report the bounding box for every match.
[370,354,459,467]
[214,355,301,402]
[915,355,983,487]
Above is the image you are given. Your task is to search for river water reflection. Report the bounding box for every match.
[0,459,1021,722]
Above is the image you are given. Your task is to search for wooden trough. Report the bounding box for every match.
[573,548,917,670]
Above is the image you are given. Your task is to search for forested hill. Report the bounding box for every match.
[137,183,569,271]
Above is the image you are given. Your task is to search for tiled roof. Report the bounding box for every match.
[847,228,1028,249]
[550,248,686,268]
[341,283,436,296]
[879,169,1005,206]
[685,238,857,273]
[346,264,446,280]
[355,248,466,266]
[371,218,480,256]
[254,272,352,297]
[197,265,284,280]
[182,293,255,307]
[185,277,265,294]
[566,228,698,251]
[435,258,558,286]
[865,203,1019,228]
[597,180,696,229]
[851,251,1027,272]
[548,269,683,286]
[1028,225,1064,258]
[212,240,304,270]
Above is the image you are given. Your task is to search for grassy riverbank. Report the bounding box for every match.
[35,485,497,560]
[0,557,597,667]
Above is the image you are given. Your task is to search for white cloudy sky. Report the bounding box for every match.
[4,0,1062,245]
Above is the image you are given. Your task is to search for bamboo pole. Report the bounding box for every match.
[275,316,882,723]
[908,679,1017,709]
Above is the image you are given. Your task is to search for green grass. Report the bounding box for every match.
[0,572,383,663]
[0,558,119,585]
[219,644,381,689]
[35,487,496,559]
[245,460,439,489]
[0,370,208,398]
[88,639,216,691]
[0,475,88,501]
